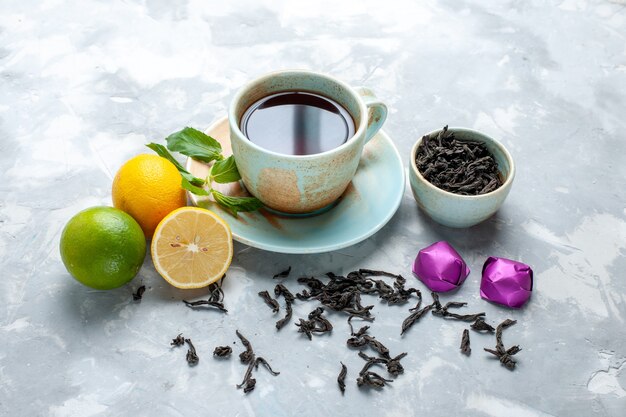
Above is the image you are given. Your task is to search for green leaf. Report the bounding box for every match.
[165,127,223,163]
[181,177,211,196]
[182,172,206,188]
[210,155,241,184]
[146,143,188,172]
[211,190,263,217]
[146,143,205,186]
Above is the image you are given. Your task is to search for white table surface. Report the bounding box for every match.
[1,1,625,416]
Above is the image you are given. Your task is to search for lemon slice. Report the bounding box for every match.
[151,207,233,289]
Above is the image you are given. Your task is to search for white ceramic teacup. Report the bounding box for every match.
[228,70,387,214]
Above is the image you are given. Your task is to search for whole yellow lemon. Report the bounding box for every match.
[112,154,187,239]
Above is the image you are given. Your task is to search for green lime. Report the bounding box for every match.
[60,206,146,290]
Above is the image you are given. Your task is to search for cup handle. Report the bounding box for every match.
[355,87,388,144]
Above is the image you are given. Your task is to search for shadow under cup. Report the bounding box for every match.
[228,71,369,215]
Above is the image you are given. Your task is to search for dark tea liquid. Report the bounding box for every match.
[240,92,355,155]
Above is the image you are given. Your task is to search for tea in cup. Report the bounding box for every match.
[228,70,387,214]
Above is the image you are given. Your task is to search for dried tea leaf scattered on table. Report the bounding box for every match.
[273,266,292,279]
[460,329,471,355]
[132,285,145,301]
[213,346,232,357]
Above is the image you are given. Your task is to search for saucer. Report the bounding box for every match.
[186,116,404,254]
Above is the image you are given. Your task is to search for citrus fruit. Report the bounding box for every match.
[112,154,187,239]
[59,206,146,290]
[151,207,233,289]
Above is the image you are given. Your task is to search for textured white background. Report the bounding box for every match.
[1,0,625,416]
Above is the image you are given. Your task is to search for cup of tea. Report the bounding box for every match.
[228,70,387,214]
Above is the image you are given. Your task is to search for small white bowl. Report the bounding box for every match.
[409,127,515,228]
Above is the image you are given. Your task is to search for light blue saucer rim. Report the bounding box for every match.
[230,136,404,254]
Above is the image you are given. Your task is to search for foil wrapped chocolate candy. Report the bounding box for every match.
[480,257,533,308]
[412,241,470,292]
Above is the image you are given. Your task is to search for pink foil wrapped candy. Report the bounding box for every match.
[480,257,533,308]
[412,241,470,292]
